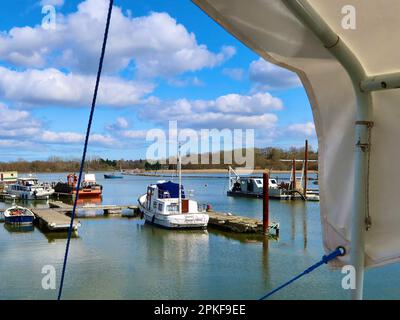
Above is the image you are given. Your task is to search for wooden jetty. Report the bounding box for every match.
[207,211,279,236]
[31,208,80,231]
[48,201,278,235]
[2,198,279,235]
[49,201,139,215]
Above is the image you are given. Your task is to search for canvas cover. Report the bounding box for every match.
[193,0,400,268]
[157,181,186,199]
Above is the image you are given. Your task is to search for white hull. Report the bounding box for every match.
[8,189,54,200]
[138,194,209,229]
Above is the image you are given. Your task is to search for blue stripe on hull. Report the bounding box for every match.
[5,215,34,225]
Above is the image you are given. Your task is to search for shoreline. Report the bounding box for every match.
[6,169,318,174]
[128,168,318,174]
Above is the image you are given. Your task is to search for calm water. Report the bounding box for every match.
[0,172,399,299]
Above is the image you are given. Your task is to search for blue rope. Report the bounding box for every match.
[57,0,114,300]
[258,246,345,300]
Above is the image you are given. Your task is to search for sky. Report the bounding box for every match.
[0,0,317,162]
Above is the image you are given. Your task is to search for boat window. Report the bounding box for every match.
[153,202,157,209]
[167,204,179,212]
[158,203,163,212]
[270,179,277,184]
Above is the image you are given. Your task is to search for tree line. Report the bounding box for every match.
[0,146,318,173]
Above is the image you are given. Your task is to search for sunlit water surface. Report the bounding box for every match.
[0,172,399,299]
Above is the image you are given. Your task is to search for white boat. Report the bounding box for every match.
[7,177,54,200]
[138,181,209,229]
[138,144,209,229]
[227,166,319,201]
[4,206,35,225]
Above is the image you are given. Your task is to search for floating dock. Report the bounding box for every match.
[49,201,139,215]
[49,201,278,235]
[31,208,80,231]
[1,200,279,235]
[207,212,279,236]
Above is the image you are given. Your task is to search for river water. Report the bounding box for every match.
[0,172,399,299]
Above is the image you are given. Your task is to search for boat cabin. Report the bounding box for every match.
[9,178,39,191]
[0,171,18,184]
[146,181,200,214]
[231,177,279,194]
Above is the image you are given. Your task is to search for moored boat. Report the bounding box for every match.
[54,173,103,199]
[227,166,319,201]
[227,166,297,199]
[138,144,209,229]
[4,206,35,225]
[7,177,54,200]
[104,173,123,179]
[138,181,209,229]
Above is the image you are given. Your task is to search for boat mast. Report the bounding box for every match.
[178,142,182,214]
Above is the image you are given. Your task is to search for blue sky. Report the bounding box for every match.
[0,0,316,162]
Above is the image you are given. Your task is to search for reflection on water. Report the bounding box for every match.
[42,230,79,243]
[0,172,399,299]
[4,224,35,233]
[262,237,271,292]
[208,228,277,244]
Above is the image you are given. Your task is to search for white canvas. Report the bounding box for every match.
[193,0,400,268]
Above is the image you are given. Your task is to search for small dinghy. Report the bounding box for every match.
[4,206,35,225]
[104,174,123,179]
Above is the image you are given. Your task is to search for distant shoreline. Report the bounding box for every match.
[129,169,318,174]
[10,168,318,174]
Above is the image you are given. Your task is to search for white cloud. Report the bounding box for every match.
[249,58,301,90]
[0,67,154,107]
[0,103,117,148]
[106,117,129,131]
[0,0,235,77]
[214,93,282,114]
[115,117,129,129]
[286,122,316,137]
[104,117,148,140]
[120,130,148,139]
[139,92,282,130]
[222,68,244,81]
[39,0,64,6]
[167,76,203,87]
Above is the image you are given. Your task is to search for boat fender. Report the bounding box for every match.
[151,215,155,224]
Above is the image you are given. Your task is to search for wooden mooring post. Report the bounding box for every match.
[304,139,308,198]
[291,157,296,190]
[263,171,269,235]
